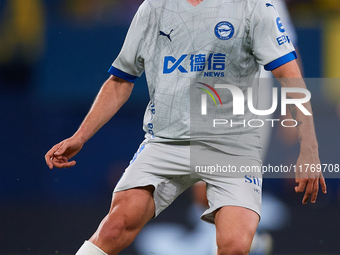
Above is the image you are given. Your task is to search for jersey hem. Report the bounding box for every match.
[264,51,297,71]
[108,66,138,83]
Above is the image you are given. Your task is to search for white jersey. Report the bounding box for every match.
[109,0,296,158]
[274,0,297,45]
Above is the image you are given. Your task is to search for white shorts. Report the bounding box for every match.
[114,141,262,224]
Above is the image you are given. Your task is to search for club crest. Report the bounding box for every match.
[214,21,234,40]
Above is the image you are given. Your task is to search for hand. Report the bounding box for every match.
[45,137,84,169]
[295,152,327,204]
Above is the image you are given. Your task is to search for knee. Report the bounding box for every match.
[217,238,250,255]
[97,215,129,244]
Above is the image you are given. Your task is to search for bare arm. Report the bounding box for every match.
[74,75,134,143]
[272,60,317,151]
[272,60,327,204]
[45,75,134,169]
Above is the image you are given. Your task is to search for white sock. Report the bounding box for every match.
[75,241,108,255]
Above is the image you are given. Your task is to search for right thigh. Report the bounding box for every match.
[109,185,156,226]
[115,141,197,217]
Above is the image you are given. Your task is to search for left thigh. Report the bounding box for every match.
[214,206,259,252]
[200,154,262,224]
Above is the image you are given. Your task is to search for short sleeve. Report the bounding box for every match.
[250,0,297,71]
[108,3,147,82]
[274,0,298,46]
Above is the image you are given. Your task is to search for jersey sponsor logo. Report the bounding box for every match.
[163,53,226,76]
[159,29,174,42]
[277,34,291,46]
[276,17,289,46]
[245,175,262,194]
[254,187,261,194]
[266,3,276,9]
[163,55,188,73]
[214,21,234,40]
[276,17,286,33]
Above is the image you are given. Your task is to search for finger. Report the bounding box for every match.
[44,154,53,169]
[302,178,315,204]
[52,155,68,163]
[45,144,61,169]
[310,178,319,203]
[320,176,327,194]
[295,178,307,193]
[54,142,66,156]
[52,160,77,169]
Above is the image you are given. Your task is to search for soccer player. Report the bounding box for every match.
[45,0,327,254]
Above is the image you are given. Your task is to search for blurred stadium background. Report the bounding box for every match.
[1,0,340,254]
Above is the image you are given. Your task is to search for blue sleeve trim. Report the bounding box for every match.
[108,66,138,83]
[264,51,298,71]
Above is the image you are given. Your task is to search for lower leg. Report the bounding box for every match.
[76,241,108,255]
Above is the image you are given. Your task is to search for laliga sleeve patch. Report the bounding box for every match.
[214,21,235,40]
